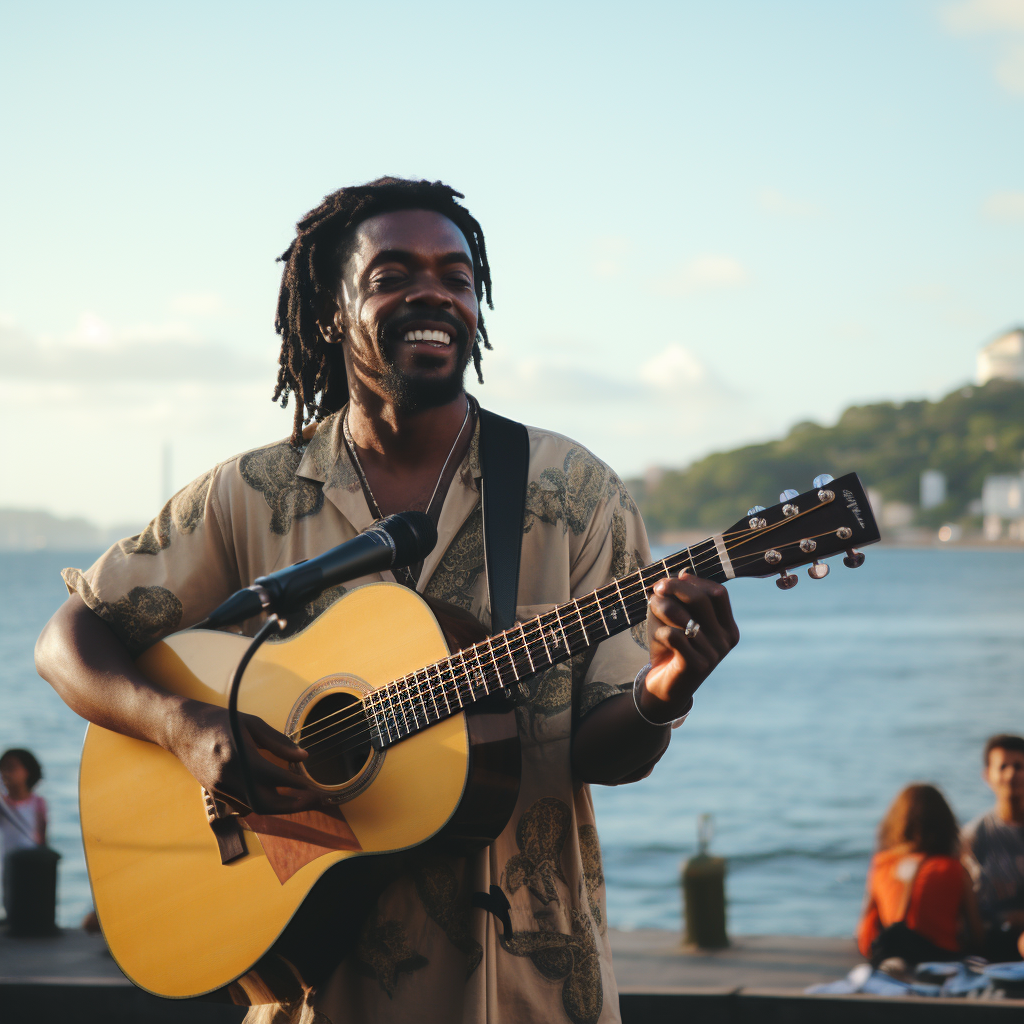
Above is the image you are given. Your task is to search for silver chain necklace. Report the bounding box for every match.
[342,397,473,524]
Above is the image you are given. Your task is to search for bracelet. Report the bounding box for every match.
[632,663,693,727]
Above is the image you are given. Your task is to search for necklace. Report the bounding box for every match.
[342,397,473,524]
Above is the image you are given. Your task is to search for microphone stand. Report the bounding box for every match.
[226,613,288,816]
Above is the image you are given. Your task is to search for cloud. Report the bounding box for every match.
[653,255,749,295]
[590,236,632,279]
[941,0,1024,95]
[0,316,269,385]
[758,188,824,218]
[942,0,1024,33]
[170,292,229,317]
[982,190,1024,219]
[638,344,707,392]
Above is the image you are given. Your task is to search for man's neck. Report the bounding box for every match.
[994,795,1024,825]
[345,389,470,470]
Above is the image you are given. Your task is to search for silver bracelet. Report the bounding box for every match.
[632,663,693,727]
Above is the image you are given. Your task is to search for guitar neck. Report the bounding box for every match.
[366,535,730,749]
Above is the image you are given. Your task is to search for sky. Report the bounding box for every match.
[1,0,1022,526]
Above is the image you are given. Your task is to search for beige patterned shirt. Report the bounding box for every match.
[63,402,652,1024]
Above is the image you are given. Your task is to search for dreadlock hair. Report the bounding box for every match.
[274,177,494,446]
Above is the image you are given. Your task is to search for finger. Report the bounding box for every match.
[667,573,737,653]
[250,756,318,792]
[254,785,324,815]
[243,714,309,761]
[653,625,710,677]
[704,579,741,648]
[650,577,731,656]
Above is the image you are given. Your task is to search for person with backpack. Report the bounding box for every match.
[857,783,982,966]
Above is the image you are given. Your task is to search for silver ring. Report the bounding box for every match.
[684,620,700,639]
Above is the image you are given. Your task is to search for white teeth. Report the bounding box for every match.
[403,329,451,345]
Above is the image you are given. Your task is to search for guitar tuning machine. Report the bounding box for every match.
[843,549,865,568]
[776,571,798,590]
[807,560,830,579]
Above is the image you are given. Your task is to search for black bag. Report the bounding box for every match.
[868,856,959,966]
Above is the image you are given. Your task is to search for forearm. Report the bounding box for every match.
[571,692,671,784]
[35,594,194,752]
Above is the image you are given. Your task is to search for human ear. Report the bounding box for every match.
[317,308,345,345]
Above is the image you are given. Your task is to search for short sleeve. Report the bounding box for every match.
[61,464,240,655]
[569,470,652,720]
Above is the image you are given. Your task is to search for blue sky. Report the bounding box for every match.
[1,0,1022,525]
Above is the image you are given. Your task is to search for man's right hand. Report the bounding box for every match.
[170,702,321,815]
[36,594,321,817]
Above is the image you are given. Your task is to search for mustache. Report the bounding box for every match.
[378,308,471,350]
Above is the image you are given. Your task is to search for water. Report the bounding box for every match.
[1,548,1022,934]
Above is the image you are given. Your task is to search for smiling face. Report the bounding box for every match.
[330,208,479,412]
[985,747,1024,805]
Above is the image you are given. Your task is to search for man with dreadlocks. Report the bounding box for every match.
[37,178,740,1024]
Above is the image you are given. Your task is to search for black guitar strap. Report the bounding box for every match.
[478,409,530,634]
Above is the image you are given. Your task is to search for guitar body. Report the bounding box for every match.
[79,582,520,999]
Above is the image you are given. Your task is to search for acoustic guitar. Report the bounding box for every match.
[79,473,879,1000]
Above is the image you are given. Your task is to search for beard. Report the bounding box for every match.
[375,308,472,413]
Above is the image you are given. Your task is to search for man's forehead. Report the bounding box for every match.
[349,209,471,263]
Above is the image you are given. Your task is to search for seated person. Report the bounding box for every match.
[858,783,981,964]
[963,733,1024,962]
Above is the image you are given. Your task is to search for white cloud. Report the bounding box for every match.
[0,315,269,384]
[942,0,1024,33]
[996,42,1024,91]
[982,190,1024,219]
[590,236,632,279]
[758,188,823,218]
[638,344,707,392]
[941,0,1024,95]
[654,255,749,295]
[170,292,229,317]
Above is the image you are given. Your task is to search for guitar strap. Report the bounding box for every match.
[478,409,530,634]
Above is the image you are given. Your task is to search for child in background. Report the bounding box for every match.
[857,783,982,965]
[0,748,47,852]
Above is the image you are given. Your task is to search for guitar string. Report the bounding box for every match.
[290,504,844,751]
[298,540,797,767]
[289,499,841,749]
[298,526,848,766]
[290,544,710,749]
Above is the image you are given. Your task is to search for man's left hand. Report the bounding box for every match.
[640,572,740,723]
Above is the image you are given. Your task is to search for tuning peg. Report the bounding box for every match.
[807,560,830,579]
[779,489,800,502]
[812,474,834,488]
[746,505,766,516]
[776,571,798,590]
[843,548,865,568]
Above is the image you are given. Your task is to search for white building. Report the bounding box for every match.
[977,328,1024,385]
[920,470,946,510]
[981,473,1024,541]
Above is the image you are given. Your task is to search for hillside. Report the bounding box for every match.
[631,379,1024,532]
[0,508,140,551]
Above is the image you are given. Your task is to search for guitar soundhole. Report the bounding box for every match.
[298,691,371,787]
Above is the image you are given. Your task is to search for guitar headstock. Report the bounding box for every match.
[722,473,880,586]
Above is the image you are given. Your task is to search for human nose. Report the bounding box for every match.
[404,272,454,309]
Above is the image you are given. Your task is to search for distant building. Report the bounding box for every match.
[981,473,1024,542]
[977,328,1024,385]
[920,470,946,510]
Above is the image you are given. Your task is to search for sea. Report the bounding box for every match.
[1,547,1022,936]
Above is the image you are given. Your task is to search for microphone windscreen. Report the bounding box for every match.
[381,511,438,568]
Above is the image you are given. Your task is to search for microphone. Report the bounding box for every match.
[203,511,437,628]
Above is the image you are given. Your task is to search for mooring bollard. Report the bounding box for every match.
[3,846,61,936]
[681,813,728,949]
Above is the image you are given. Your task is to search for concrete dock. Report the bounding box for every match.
[2,925,1023,1022]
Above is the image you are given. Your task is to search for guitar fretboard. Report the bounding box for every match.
[364,537,728,749]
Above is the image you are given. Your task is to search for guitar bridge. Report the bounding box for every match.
[202,788,248,865]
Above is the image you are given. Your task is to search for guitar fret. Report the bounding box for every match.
[574,600,590,646]
[536,614,553,663]
[552,606,571,656]
[501,632,520,681]
[592,592,610,635]
[428,665,441,720]
[520,622,537,674]
[486,639,506,690]
[442,657,458,714]
[414,671,429,727]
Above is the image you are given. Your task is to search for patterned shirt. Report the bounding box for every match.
[63,402,653,1024]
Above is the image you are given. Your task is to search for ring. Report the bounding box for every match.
[684,620,700,639]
